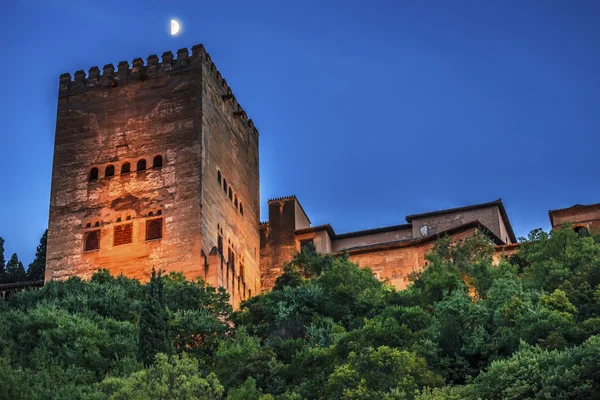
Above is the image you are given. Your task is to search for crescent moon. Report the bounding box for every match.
[170,19,180,36]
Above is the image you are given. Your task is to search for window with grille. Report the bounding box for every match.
[114,223,133,246]
[146,218,163,241]
[84,230,100,251]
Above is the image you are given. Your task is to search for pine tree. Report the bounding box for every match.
[0,237,6,283]
[5,253,26,283]
[27,230,47,281]
[138,268,171,366]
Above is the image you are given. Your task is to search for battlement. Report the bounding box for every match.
[58,43,258,136]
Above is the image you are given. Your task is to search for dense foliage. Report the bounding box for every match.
[1,226,599,399]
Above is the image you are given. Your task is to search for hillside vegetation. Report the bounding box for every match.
[1,227,599,399]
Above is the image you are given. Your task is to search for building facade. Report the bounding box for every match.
[46,45,260,308]
[260,196,518,291]
[45,44,600,303]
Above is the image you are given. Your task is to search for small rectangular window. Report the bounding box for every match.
[146,218,163,241]
[299,238,314,250]
[114,223,133,246]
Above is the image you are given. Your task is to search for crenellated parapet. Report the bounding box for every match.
[58,44,259,137]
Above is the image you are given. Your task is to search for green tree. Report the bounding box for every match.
[0,237,6,282]
[27,230,47,281]
[325,346,443,399]
[94,353,224,400]
[5,253,26,283]
[138,269,171,366]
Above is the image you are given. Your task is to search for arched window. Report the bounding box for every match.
[574,226,590,237]
[152,155,163,168]
[229,187,233,200]
[217,170,222,184]
[84,230,100,251]
[146,218,163,241]
[94,221,100,227]
[234,195,238,208]
[137,159,146,171]
[157,209,162,216]
[148,211,154,217]
[89,167,99,181]
[223,179,228,193]
[240,203,244,216]
[105,165,115,177]
[121,162,131,174]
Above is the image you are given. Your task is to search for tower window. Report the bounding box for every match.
[152,155,163,168]
[146,218,163,241]
[114,223,133,246]
[228,187,233,200]
[84,230,100,252]
[121,162,131,174]
[240,203,244,216]
[217,234,224,256]
[137,159,146,171]
[223,179,227,193]
[89,167,99,181]
[105,165,115,177]
[217,170,222,184]
[234,195,238,208]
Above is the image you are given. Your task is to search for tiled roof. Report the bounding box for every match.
[548,202,600,227]
[294,224,336,237]
[332,220,504,256]
[405,199,516,243]
[335,224,412,239]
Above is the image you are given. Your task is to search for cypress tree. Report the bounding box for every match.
[138,268,171,366]
[27,230,47,281]
[0,237,5,282]
[5,253,26,283]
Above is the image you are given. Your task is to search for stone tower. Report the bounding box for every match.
[46,44,260,307]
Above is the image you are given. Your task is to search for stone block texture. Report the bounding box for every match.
[47,45,260,308]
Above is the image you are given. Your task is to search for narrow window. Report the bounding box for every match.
[234,195,238,208]
[94,221,100,227]
[217,170,222,184]
[126,215,131,221]
[217,234,223,255]
[116,217,122,222]
[152,155,163,168]
[157,209,162,216]
[249,289,252,298]
[121,162,131,174]
[89,167,99,181]
[148,211,154,217]
[146,218,163,241]
[86,222,91,228]
[228,187,233,200]
[84,230,100,251]
[223,179,227,193]
[105,165,115,177]
[137,159,146,171]
[114,223,133,246]
[240,203,244,216]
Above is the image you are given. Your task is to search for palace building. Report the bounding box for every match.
[44,44,594,305]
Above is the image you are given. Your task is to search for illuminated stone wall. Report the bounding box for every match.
[47,45,260,308]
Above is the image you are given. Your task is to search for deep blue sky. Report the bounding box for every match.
[1,1,599,265]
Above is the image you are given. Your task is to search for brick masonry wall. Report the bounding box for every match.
[260,199,299,291]
[349,228,478,290]
[47,59,204,281]
[200,54,260,308]
[411,207,508,243]
[551,205,600,233]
